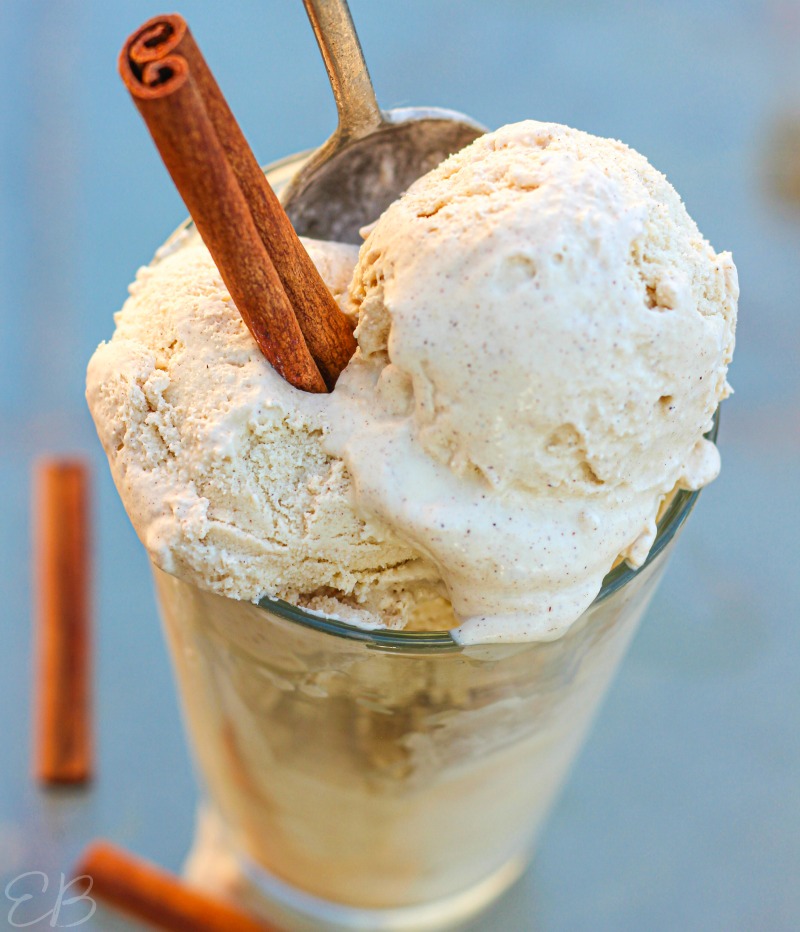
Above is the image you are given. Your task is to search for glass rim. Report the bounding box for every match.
[257,414,719,650]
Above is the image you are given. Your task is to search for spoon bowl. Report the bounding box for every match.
[281,0,485,243]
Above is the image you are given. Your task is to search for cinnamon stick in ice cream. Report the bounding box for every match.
[124,13,357,389]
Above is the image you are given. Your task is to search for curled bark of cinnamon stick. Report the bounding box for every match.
[120,14,357,391]
[120,51,324,392]
[127,14,357,388]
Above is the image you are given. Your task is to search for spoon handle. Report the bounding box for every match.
[301,0,384,137]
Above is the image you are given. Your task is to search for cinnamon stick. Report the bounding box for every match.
[74,841,277,932]
[119,31,324,392]
[33,459,92,785]
[126,14,357,389]
[120,15,357,391]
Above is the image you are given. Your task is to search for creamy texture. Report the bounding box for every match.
[87,120,737,644]
[87,232,443,629]
[326,120,737,642]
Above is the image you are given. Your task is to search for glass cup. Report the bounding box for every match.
[153,500,707,932]
[146,154,716,930]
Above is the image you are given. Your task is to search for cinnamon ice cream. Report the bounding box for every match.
[329,119,737,641]
[87,120,737,644]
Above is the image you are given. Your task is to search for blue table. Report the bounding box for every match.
[1,1,798,928]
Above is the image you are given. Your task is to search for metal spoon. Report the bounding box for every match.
[281,0,485,243]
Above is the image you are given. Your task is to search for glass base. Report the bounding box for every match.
[183,806,527,931]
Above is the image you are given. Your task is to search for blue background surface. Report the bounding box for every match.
[1,1,798,929]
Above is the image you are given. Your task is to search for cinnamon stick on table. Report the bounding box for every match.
[74,841,277,932]
[119,14,357,392]
[33,459,92,785]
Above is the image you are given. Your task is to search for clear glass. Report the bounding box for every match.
[149,153,716,931]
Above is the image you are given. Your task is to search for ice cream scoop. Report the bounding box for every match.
[86,232,444,629]
[281,0,485,243]
[326,120,738,643]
